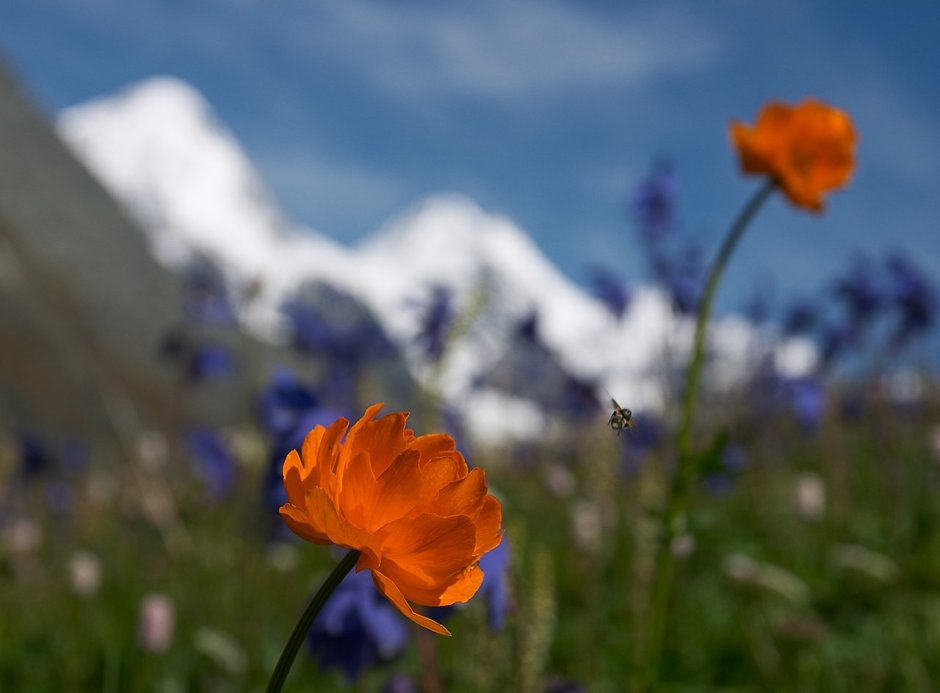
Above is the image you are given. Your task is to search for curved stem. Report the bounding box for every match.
[267,549,361,693]
[642,179,775,688]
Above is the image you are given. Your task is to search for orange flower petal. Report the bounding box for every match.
[299,425,326,484]
[347,402,386,438]
[335,450,375,529]
[416,455,465,505]
[730,98,856,213]
[316,418,349,497]
[473,495,503,555]
[411,433,456,461]
[278,503,329,545]
[371,570,452,636]
[304,486,375,555]
[364,449,422,530]
[282,449,305,506]
[346,412,411,477]
[378,514,478,585]
[390,564,485,607]
[432,467,488,517]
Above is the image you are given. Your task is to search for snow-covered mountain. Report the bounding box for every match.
[57,76,814,441]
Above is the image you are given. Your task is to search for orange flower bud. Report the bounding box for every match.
[730,99,856,212]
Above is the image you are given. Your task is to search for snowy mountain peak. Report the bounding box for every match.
[361,193,558,299]
[58,75,290,273]
[94,75,212,126]
[56,76,816,442]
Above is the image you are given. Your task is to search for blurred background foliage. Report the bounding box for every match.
[1,144,939,691]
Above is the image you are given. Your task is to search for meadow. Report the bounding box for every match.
[2,99,940,692]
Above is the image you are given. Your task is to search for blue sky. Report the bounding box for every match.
[1,0,938,320]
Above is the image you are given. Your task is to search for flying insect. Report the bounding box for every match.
[606,393,633,436]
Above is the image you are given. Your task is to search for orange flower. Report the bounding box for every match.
[730,99,856,212]
[279,403,502,636]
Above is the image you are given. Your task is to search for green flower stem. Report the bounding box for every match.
[267,549,361,693]
[643,179,775,689]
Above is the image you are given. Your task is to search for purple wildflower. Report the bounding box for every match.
[586,265,631,320]
[630,160,677,243]
[411,285,454,363]
[181,258,236,326]
[257,370,347,517]
[382,674,418,693]
[186,429,236,500]
[886,252,936,344]
[15,431,51,478]
[257,368,319,437]
[661,243,704,316]
[832,256,881,326]
[820,321,861,367]
[186,343,235,383]
[478,536,512,630]
[619,411,664,475]
[782,300,819,337]
[786,376,826,432]
[157,331,235,384]
[704,443,749,495]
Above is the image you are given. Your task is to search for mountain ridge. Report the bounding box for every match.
[55,75,815,440]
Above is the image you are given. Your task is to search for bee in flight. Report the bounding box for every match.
[606,392,633,436]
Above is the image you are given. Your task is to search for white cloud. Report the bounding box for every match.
[290,1,723,99]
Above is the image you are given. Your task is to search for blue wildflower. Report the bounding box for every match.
[704,443,749,495]
[60,440,90,476]
[186,429,236,500]
[282,300,335,355]
[820,320,861,367]
[786,376,826,432]
[257,368,319,437]
[782,300,819,337]
[281,286,396,366]
[516,310,540,343]
[412,285,454,363]
[743,282,773,325]
[630,160,677,243]
[307,569,409,682]
[478,535,512,631]
[280,288,397,410]
[186,343,235,383]
[669,272,701,316]
[257,370,347,517]
[381,674,417,693]
[558,374,602,421]
[658,243,704,316]
[15,431,51,478]
[45,480,74,514]
[586,265,631,320]
[618,411,664,475]
[833,256,881,326]
[181,258,236,326]
[886,252,936,344]
[157,331,235,384]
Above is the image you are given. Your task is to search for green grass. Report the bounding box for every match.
[1,387,939,691]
